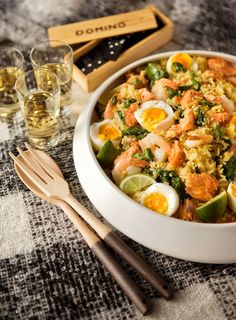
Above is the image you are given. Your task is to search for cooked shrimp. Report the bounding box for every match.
[124,102,139,127]
[185,173,219,201]
[177,199,196,221]
[139,133,171,162]
[208,58,236,76]
[167,140,184,170]
[166,109,195,138]
[204,94,235,113]
[151,78,178,101]
[113,145,138,171]
[180,90,202,109]
[220,95,235,113]
[112,145,148,183]
[184,134,213,149]
[210,112,232,124]
[104,94,120,119]
[139,133,171,153]
[138,88,155,101]
[203,93,222,104]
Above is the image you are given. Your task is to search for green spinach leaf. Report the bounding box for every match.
[172,62,187,73]
[124,99,136,108]
[133,148,154,161]
[156,168,186,200]
[167,88,179,99]
[146,63,169,85]
[121,126,149,140]
[200,99,215,108]
[195,108,204,127]
[191,73,201,91]
[112,95,118,105]
[117,110,125,123]
[223,156,236,181]
[214,125,224,139]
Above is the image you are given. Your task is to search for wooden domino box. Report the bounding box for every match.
[49,6,173,92]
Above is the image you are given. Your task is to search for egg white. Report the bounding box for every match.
[90,119,120,151]
[227,182,236,213]
[140,183,179,216]
[166,53,198,74]
[134,100,174,132]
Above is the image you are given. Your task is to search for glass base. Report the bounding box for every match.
[28,132,60,150]
[60,89,72,108]
[0,103,20,122]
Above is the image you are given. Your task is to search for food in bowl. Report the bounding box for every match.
[90,52,236,223]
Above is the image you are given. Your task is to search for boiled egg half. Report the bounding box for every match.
[228,115,236,140]
[134,100,174,132]
[90,119,120,151]
[140,183,179,216]
[227,181,236,213]
[166,53,198,74]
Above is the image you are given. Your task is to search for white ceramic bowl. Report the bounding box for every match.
[73,50,236,264]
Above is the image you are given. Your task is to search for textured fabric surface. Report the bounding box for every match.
[1,0,236,319]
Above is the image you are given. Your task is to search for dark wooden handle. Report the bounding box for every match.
[91,240,150,315]
[104,231,174,299]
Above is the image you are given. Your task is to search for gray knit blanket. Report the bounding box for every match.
[0,0,236,319]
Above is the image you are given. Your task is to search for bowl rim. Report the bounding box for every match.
[75,49,236,229]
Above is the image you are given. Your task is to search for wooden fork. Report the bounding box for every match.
[10,144,173,301]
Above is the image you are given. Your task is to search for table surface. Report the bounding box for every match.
[1,0,236,319]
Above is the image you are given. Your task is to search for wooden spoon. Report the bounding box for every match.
[15,148,173,300]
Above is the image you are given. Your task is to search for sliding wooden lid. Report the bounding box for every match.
[48,7,158,45]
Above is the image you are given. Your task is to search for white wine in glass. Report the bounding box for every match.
[16,69,61,150]
[23,92,60,148]
[41,62,72,107]
[0,47,24,120]
[30,41,73,107]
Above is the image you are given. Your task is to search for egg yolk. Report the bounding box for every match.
[98,124,120,140]
[142,108,167,132]
[228,115,236,139]
[144,192,168,214]
[172,53,192,70]
[231,184,236,197]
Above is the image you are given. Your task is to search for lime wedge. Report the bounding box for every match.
[120,174,156,195]
[96,140,118,167]
[196,191,227,222]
